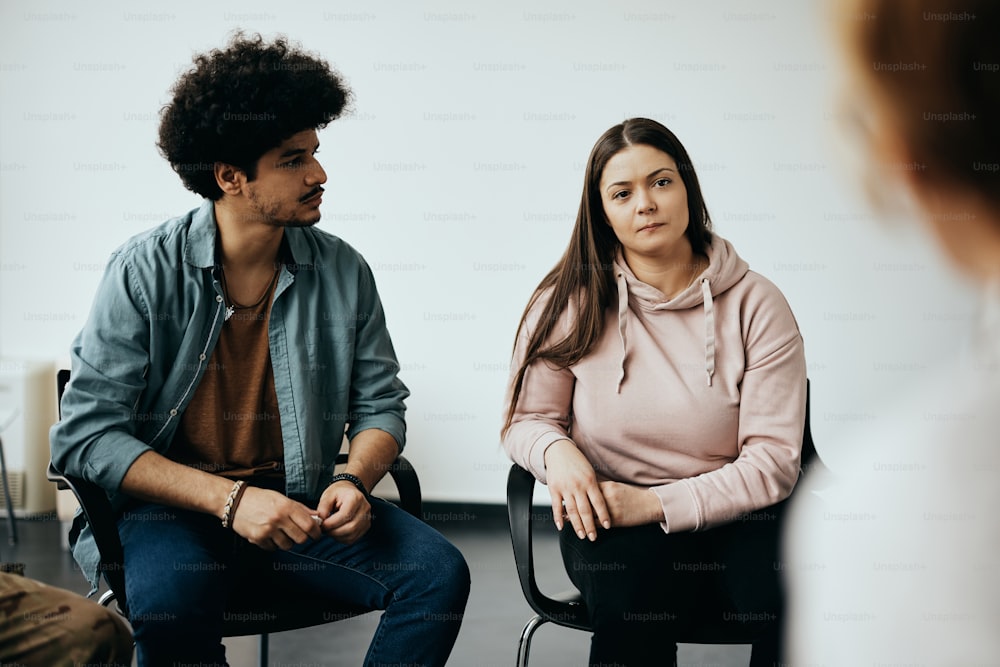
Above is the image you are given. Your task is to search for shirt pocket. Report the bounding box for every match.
[304,325,355,397]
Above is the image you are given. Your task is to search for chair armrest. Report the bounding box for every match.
[334,454,422,519]
[384,456,422,519]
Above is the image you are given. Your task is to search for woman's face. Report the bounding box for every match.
[598,144,692,263]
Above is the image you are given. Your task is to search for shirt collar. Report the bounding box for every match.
[183,199,217,269]
[182,199,317,272]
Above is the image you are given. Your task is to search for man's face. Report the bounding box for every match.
[243,128,327,227]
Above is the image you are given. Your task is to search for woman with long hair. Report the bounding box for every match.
[502,117,807,666]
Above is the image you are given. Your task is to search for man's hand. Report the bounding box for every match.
[543,439,611,541]
[230,486,323,551]
[315,481,373,545]
[597,480,665,528]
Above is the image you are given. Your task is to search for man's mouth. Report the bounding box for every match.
[300,187,324,203]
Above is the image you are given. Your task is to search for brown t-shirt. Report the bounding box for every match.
[169,270,284,483]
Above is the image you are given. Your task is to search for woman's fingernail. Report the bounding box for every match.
[577,530,586,539]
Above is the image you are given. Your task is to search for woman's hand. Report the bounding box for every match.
[544,440,611,541]
[598,480,665,528]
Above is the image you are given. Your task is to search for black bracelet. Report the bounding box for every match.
[330,472,369,498]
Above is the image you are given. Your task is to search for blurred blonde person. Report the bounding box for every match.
[785,1,1000,663]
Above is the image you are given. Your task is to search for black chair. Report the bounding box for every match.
[48,369,422,667]
[506,380,822,666]
[0,433,17,546]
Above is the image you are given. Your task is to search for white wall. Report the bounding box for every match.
[0,0,977,503]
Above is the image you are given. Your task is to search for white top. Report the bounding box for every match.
[785,294,1000,664]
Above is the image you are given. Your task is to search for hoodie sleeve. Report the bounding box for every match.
[500,293,576,484]
[650,278,807,532]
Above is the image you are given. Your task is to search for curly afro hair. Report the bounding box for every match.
[157,33,352,200]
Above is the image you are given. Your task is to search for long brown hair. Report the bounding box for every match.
[503,118,713,433]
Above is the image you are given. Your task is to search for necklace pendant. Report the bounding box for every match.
[225,305,234,321]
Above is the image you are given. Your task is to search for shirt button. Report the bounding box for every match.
[216,295,224,303]
[169,409,178,416]
[199,354,206,361]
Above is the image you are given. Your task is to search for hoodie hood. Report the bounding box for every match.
[612,235,750,390]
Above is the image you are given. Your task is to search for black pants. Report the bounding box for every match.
[560,501,787,667]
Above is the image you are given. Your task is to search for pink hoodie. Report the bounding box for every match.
[502,235,807,532]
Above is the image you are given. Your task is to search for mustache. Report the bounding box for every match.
[299,186,324,203]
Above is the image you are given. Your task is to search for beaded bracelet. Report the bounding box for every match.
[221,480,247,529]
[330,472,369,499]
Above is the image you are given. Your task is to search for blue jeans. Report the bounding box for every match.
[118,497,470,667]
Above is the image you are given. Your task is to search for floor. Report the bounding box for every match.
[1,507,751,666]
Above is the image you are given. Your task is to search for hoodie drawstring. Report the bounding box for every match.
[701,278,716,386]
[615,271,629,393]
[614,272,717,391]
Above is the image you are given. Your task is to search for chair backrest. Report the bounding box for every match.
[799,379,825,479]
[57,369,70,409]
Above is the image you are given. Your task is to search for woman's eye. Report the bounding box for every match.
[654,178,671,187]
[613,190,630,200]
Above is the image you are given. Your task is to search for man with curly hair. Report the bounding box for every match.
[50,33,470,667]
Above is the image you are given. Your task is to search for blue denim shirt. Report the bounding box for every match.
[50,200,409,590]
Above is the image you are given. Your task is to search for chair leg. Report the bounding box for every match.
[516,615,547,667]
[96,593,129,624]
[258,632,268,667]
[0,436,18,545]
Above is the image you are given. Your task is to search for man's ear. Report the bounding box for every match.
[214,162,246,196]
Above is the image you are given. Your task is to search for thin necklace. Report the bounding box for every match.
[221,266,279,321]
